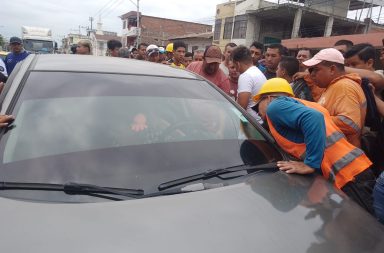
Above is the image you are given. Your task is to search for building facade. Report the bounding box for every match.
[214,0,384,49]
[120,11,212,48]
[168,32,213,53]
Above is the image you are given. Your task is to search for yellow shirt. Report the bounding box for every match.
[170,62,185,69]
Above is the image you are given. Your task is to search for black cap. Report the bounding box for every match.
[10,37,22,44]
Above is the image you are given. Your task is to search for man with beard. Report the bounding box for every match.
[187,45,230,95]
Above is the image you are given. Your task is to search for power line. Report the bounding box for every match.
[101,0,125,18]
[94,0,119,17]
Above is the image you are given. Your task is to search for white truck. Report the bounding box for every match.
[21,26,55,54]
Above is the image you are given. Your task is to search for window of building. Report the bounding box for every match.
[123,20,127,29]
[213,19,222,41]
[223,17,234,40]
[128,17,137,28]
[233,15,247,39]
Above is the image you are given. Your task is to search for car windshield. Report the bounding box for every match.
[0,71,282,202]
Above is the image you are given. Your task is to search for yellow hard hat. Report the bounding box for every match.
[253,78,294,102]
[166,43,173,52]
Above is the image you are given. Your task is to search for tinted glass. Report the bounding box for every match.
[0,72,282,201]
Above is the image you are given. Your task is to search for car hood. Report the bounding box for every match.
[0,172,383,253]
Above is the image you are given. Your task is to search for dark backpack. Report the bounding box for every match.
[361,78,384,177]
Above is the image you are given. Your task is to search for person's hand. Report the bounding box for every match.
[131,113,148,132]
[0,115,15,127]
[293,71,308,80]
[277,160,315,174]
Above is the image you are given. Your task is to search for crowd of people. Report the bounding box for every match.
[1,35,384,224]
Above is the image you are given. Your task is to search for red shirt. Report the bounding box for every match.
[187,61,230,95]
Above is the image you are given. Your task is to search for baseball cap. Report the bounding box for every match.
[146,44,159,57]
[10,37,22,44]
[204,45,222,64]
[303,48,344,67]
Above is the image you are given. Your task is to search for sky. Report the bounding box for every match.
[1,0,383,44]
[0,0,228,43]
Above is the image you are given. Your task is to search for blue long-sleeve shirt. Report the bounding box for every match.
[4,50,30,75]
[267,97,326,172]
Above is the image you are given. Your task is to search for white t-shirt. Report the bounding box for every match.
[237,66,267,122]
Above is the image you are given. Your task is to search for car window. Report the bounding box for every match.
[0,72,282,200]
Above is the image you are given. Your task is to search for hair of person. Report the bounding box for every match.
[250,41,264,51]
[107,40,122,50]
[279,56,300,77]
[320,60,345,72]
[131,47,138,52]
[225,42,237,51]
[344,43,376,62]
[77,39,92,53]
[267,44,289,56]
[231,45,253,64]
[334,40,354,48]
[173,41,186,51]
[138,43,148,49]
[185,52,193,58]
[297,47,312,57]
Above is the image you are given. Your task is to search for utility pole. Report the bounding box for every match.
[136,0,140,47]
[128,0,140,47]
[230,0,237,42]
[89,17,94,31]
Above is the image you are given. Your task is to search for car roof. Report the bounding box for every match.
[31,54,199,79]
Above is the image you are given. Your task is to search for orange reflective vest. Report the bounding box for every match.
[267,98,372,189]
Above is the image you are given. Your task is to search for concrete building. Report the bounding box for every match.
[282,32,384,50]
[89,21,121,56]
[214,0,384,49]
[61,34,89,54]
[120,11,212,48]
[62,21,121,56]
[168,32,213,53]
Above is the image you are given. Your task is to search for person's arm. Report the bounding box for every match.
[328,86,363,138]
[267,98,326,172]
[374,94,384,117]
[0,115,14,127]
[237,92,251,110]
[345,66,384,93]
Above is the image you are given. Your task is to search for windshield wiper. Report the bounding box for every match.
[158,162,278,191]
[0,182,144,200]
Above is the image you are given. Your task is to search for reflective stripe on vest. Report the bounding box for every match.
[331,148,364,176]
[337,115,360,132]
[325,131,345,148]
[267,98,372,189]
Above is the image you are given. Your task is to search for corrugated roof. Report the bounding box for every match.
[282,32,384,49]
[94,34,122,41]
[168,32,213,40]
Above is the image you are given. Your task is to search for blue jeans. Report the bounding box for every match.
[373,172,384,224]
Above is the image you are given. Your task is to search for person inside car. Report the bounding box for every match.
[0,114,15,127]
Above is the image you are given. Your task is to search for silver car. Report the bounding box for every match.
[0,54,383,252]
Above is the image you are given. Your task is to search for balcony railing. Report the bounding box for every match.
[122,27,139,37]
